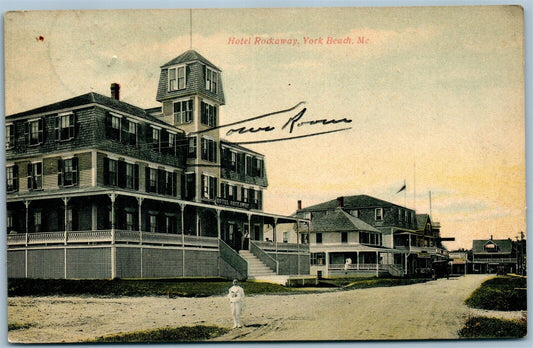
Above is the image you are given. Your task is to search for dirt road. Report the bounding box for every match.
[8,274,517,343]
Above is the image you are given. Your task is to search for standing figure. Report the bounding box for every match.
[227,279,245,328]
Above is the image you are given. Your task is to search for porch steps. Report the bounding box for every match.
[239,250,278,279]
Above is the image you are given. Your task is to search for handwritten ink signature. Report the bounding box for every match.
[226,107,352,136]
[190,102,353,145]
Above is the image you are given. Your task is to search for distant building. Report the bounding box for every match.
[5,49,309,280]
[291,195,450,277]
[471,237,517,274]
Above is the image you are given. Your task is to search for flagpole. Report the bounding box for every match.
[413,163,416,211]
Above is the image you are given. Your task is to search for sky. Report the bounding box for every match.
[3,6,525,250]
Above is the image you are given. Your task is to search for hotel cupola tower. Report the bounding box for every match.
[155,50,225,203]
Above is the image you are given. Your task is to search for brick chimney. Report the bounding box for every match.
[111,83,120,100]
[337,196,344,207]
[297,200,302,210]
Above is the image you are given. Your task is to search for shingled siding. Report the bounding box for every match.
[266,252,310,275]
[7,245,219,279]
[156,61,225,105]
[6,106,98,161]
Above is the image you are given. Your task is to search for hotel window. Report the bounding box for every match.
[230,151,237,171]
[147,168,158,193]
[174,100,193,124]
[188,137,197,159]
[27,162,43,190]
[65,207,73,231]
[245,155,253,176]
[341,232,348,244]
[125,120,137,146]
[126,212,134,231]
[350,210,359,218]
[311,252,325,265]
[55,112,76,141]
[165,216,176,234]
[149,214,157,233]
[58,157,79,187]
[6,165,18,192]
[201,174,218,200]
[316,233,323,244]
[152,127,161,151]
[164,171,177,196]
[26,119,44,146]
[255,158,263,177]
[34,210,42,233]
[200,102,217,127]
[283,232,289,243]
[125,162,138,189]
[405,210,409,223]
[5,124,15,149]
[205,67,218,93]
[375,208,383,221]
[168,65,186,91]
[201,137,217,162]
[166,132,177,155]
[104,158,118,186]
[107,113,121,141]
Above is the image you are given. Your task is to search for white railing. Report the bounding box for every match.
[27,232,65,244]
[69,230,112,242]
[253,240,309,253]
[7,230,219,249]
[329,263,385,271]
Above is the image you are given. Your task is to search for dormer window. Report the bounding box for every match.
[5,124,15,149]
[205,67,218,93]
[26,118,44,146]
[375,208,383,221]
[168,65,186,91]
[484,243,498,252]
[55,112,76,141]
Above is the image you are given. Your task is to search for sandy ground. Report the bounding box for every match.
[7,274,525,343]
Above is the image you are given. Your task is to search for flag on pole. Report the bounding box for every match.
[396,181,406,194]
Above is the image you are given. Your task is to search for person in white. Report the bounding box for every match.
[227,279,245,328]
[344,257,352,274]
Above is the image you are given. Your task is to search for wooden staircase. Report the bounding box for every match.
[239,250,277,279]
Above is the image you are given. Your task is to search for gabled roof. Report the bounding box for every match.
[161,49,221,71]
[416,214,430,229]
[310,207,380,233]
[299,194,411,212]
[6,92,180,132]
[472,238,513,253]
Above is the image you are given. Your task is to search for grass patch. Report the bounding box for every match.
[465,276,527,311]
[458,316,527,339]
[8,276,430,298]
[8,322,35,331]
[8,278,296,297]
[317,277,430,289]
[88,325,229,343]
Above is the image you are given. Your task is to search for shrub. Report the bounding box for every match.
[458,316,527,338]
[464,276,527,311]
[89,325,229,342]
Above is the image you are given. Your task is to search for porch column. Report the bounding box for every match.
[24,200,31,234]
[244,213,252,250]
[356,251,359,270]
[24,200,31,279]
[325,251,330,277]
[273,218,278,258]
[376,251,379,277]
[108,193,116,279]
[296,218,300,275]
[62,197,70,279]
[137,197,144,278]
[62,197,70,242]
[216,209,221,240]
[179,203,186,277]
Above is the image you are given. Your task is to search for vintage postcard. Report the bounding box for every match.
[4,6,526,343]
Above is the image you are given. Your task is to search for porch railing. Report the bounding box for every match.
[329,263,385,271]
[7,230,218,249]
[253,240,309,253]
